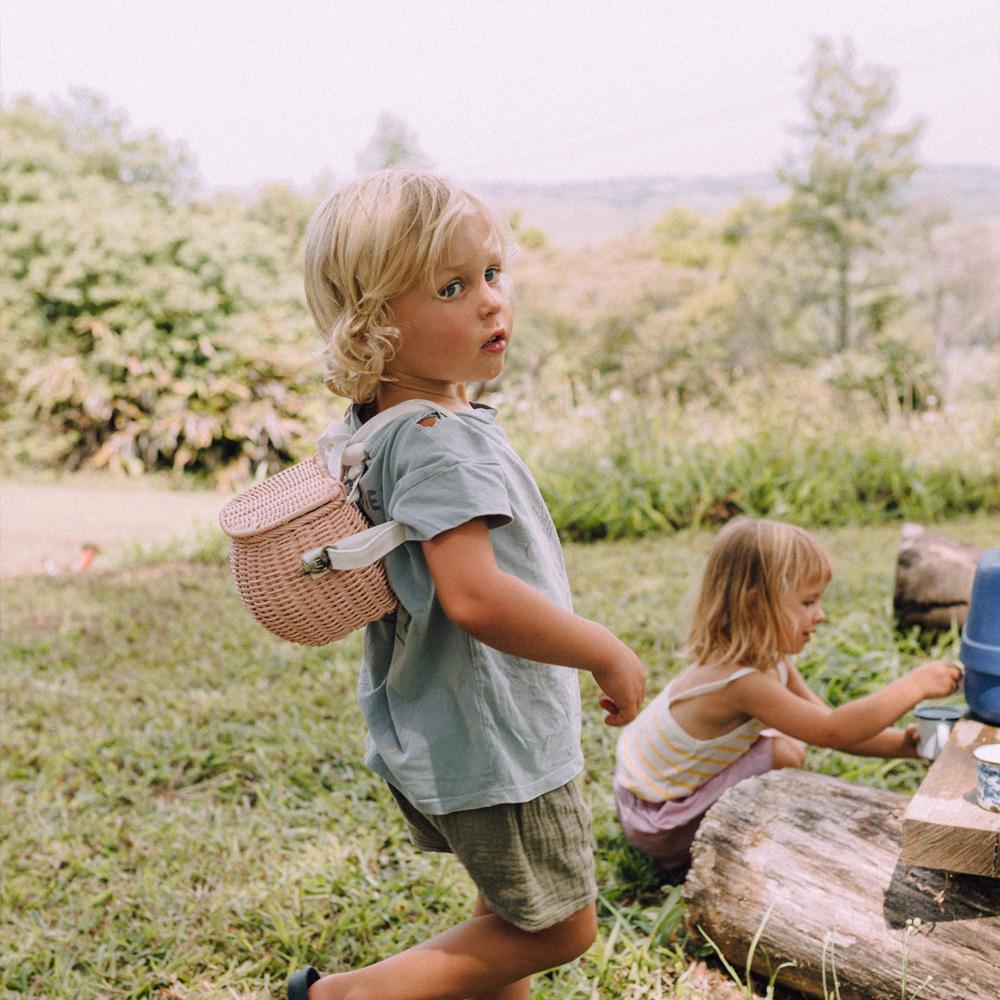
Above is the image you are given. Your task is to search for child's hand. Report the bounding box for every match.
[910,659,963,699]
[900,722,921,758]
[593,649,646,727]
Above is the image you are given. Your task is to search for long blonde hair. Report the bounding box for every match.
[686,518,832,671]
[303,169,508,403]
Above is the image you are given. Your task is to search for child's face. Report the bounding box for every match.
[778,578,827,654]
[385,213,511,400]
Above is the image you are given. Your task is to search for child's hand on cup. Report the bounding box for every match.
[900,722,921,758]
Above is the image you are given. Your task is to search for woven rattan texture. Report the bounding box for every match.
[219,456,343,538]
[223,456,397,645]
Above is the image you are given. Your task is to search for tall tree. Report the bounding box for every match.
[355,113,432,173]
[780,38,922,352]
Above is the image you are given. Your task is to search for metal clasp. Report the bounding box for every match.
[299,547,331,576]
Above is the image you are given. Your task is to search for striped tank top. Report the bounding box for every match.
[615,660,789,803]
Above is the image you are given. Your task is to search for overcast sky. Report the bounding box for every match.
[2,0,998,192]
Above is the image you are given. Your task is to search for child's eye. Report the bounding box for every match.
[438,280,463,299]
[485,266,500,282]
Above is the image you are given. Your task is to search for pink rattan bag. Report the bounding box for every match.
[219,400,444,645]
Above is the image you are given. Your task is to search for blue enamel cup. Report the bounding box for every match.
[961,547,1000,725]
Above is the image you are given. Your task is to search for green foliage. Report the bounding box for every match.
[1,95,324,482]
[652,198,813,368]
[3,81,998,533]
[503,382,1000,542]
[819,335,940,415]
[5,519,993,996]
[780,37,922,351]
[507,209,549,251]
[652,207,714,269]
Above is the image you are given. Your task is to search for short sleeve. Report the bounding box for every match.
[377,415,514,541]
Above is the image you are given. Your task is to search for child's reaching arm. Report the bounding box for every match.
[837,724,921,758]
[421,517,646,726]
[731,659,962,751]
[784,662,921,757]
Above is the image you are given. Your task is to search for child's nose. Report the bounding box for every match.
[478,281,504,315]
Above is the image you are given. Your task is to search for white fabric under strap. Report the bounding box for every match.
[317,399,450,483]
[305,399,452,575]
[667,667,758,706]
[668,660,789,705]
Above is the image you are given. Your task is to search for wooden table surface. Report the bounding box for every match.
[902,718,1000,876]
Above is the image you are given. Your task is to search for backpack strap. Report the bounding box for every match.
[301,519,408,574]
[303,400,451,575]
[340,399,450,484]
[317,399,450,485]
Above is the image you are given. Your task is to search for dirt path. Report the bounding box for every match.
[0,480,231,577]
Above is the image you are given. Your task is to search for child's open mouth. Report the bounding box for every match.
[482,333,506,353]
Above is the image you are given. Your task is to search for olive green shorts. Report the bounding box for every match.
[387,779,597,933]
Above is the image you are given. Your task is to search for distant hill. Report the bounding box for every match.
[477,164,1000,247]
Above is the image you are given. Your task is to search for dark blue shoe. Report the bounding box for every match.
[287,966,320,1000]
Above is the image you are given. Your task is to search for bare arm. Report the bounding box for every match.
[421,518,646,726]
[784,663,919,758]
[839,724,920,758]
[731,659,962,750]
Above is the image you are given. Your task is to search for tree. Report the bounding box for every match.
[780,38,923,352]
[650,200,809,371]
[354,113,432,173]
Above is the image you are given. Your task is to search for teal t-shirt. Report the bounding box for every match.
[349,403,584,815]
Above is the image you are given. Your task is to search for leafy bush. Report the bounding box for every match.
[3,90,998,529]
[819,335,940,415]
[1,95,324,482]
[502,381,1000,541]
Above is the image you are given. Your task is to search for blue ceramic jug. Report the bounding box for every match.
[961,547,1000,725]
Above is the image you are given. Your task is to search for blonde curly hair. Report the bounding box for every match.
[304,169,508,403]
[686,518,833,672]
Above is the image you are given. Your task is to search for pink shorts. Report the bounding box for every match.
[614,735,775,869]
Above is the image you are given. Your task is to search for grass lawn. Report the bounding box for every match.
[3,516,995,999]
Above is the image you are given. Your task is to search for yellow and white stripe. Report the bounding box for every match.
[615,662,788,803]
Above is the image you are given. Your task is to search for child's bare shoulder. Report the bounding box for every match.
[671,661,754,695]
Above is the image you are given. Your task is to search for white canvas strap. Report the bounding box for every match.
[303,399,452,575]
[301,520,408,574]
[316,399,450,483]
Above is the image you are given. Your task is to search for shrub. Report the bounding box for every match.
[501,381,1000,540]
[1,95,325,481]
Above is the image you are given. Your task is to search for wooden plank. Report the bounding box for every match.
[901,718,1000,876]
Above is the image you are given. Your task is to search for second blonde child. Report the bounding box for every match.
[614,517,962,869]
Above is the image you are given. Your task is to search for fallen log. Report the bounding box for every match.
[683,769,1000,1000]
[893,522,980,629]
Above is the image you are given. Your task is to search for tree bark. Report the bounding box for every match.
[835,249,851,352]
[683,769,1000,1000]
[893,522,981,629]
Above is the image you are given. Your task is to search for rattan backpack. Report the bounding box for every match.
[219,400,447,645]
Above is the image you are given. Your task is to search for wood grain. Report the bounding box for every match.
[902,719,1000,876]
[683,769,1000,1000]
